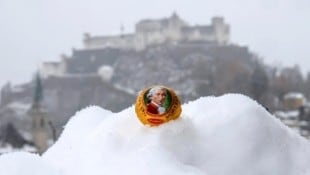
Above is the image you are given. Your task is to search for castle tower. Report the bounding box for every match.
[28,73,49,154]
[212,17,230,44]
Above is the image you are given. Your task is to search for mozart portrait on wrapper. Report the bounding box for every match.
[144,86,172,115]
[135,85,181,126]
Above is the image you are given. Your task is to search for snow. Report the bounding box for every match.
[114,83,136,95]
[6,102,31,116]
[97,65,114,82]
[1,93,310,175]
[0,152,59,175]
[0,145,36,155]
[274,110,299,120]
[284,92,305,100]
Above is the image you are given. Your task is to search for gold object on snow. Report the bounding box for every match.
[135,85,182,126]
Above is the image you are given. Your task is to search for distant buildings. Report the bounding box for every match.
[283,92,306,110]
[84,12,230,50]
[40,13,230,79]
[27,74,49,154]
[1,12,310,149]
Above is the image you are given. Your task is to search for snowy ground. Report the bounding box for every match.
[1,93,310,175]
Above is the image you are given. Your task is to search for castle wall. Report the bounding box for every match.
[182,28,215,41]
[84,34,136,50]
[140,31,166,45]
[40,61,66,78]
[162,27,182,42]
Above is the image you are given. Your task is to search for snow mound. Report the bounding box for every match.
[0,152,59,175]
[1,94,310,175]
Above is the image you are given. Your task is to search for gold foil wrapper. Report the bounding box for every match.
[135,85,182,126]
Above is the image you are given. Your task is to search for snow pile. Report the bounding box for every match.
[1,94,310,175]
[0,152,59,175]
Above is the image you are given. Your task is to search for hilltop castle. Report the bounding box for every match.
[83,12,230,50]
[39,13,230,78]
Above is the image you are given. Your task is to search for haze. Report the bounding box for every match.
[0,0,309,87]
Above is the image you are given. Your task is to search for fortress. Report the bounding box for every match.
[39,13,230,78]
[83,12,230,50]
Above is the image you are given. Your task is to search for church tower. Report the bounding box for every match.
[28,73,49,154]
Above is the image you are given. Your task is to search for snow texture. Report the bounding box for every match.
[1,94,310,175]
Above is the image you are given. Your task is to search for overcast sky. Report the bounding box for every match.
[0,0,309,88]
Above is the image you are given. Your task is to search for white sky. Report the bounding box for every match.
[1,94,310,174]
[0,0,309,87]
